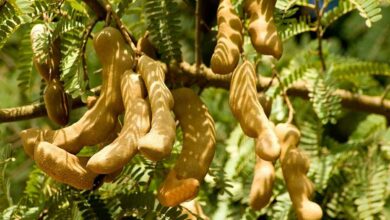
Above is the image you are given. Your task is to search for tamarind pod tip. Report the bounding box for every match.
[255,130,281,161]
[249,159,275,210]
[20,128,42,159]
[138,138,174,161]
[296,201,323,220]
[157,170,200,207]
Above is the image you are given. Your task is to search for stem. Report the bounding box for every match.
[315,0,326,72]
[81,17,98,88]
[195,0,202,74]
[274,70,294,124]
[101,0,137,52]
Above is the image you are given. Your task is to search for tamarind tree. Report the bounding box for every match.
[1,0,390,219]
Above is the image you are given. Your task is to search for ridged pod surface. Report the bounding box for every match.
[137,55,176,161]
[276,123,323,220]
[20,27,132,157]
[229,61,280,161]
[158,88,216,207]
[87,72,151,174]
[249,156,275,210]
[34,141,97,189]
[210,0,243,74]
[244,0,283,59]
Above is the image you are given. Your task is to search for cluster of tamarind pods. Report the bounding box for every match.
[19,0,323,219]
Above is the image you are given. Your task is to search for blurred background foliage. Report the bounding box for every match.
[0,0,390,219]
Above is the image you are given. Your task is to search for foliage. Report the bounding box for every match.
[0,0,390,219]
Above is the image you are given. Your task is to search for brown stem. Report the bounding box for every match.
[195,0,202,73]
[81,17,99,87]
[315,0,326,72]
[274,70,294,124]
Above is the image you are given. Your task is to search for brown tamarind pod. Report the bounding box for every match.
[229,60,280,161]
[249,156,275,210]
[137,32,157,59]
[158,88,216,207]
[87,72,151,174]
[44,79,70,126]
[210,0,243,74]
[31,24,61,81]
[244,0,283,59]
[34,141,98,190]
[137,55,176,161]
[275,123,323,220]
[20,27,132,157]
[31,24,70,126]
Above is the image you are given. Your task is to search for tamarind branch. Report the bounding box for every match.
[179,62,390,117]
[1,62,389,123]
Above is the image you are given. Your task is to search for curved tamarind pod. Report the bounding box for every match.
[229,61,280,161]
[244,0,283,59]
[210,0,243,74]
[44,79,70,126]
[275,123,323,220]
[20,27,132,155]
[34,141,98,190]
[87,72,150,174]
[249,156,275,210]
[31,24,61,81]
[137,32,157,59]
[158,88,216,206]
[137,55,176,161]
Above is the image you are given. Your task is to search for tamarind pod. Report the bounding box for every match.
[249,156,275,210]
[158,170,200,207]
[229,61,280,161]
[137,32,157,59]
[87,73,150,174]
[31,24,61,81]
[20,27,132,155]
[158,88,216,207]
[244,0,283,59]
[34,141,98,190]
[137,55,176,161]
[275,123,323,220]
[44,79,70,126]
[210,0,243,75]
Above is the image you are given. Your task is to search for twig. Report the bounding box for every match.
[273,70,294,124]
[315,0,327,72]
[81,17,99,88]
[101,0,137,52]
[195,0,202,74]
